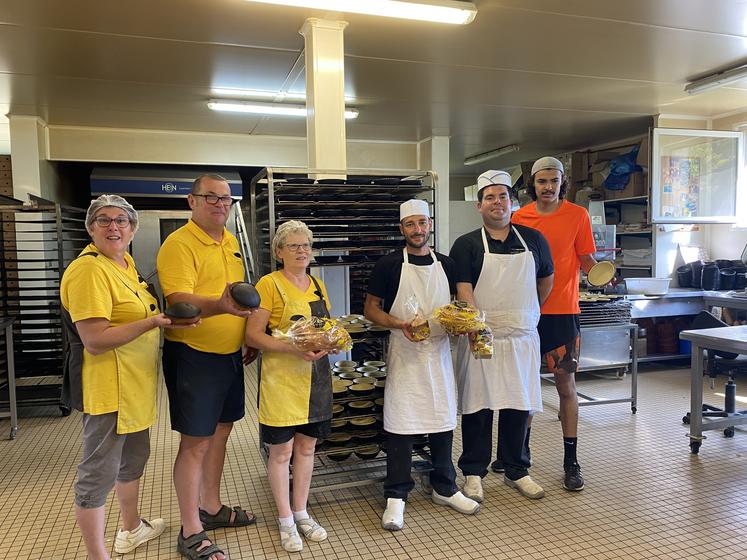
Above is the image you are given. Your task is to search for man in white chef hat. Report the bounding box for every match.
[364,199,480,531]
[450,170,554,502]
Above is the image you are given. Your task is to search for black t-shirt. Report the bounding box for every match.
[367,249,458,314]
[449,224,554,287]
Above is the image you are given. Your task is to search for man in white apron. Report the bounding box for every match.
[364,199,480,531]
[450,171,554,501]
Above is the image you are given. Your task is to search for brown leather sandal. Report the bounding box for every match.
[199,504,256,530]
[177,530,224,559]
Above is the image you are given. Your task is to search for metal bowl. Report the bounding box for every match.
[335,360,358,368]
[347,383,375,397]
[327,450,352,462]
[355,445,381,460]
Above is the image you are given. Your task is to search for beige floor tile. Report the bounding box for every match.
[2,364,747,559]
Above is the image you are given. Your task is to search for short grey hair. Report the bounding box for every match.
[272,220,313,258]
[192,174,229,194]
[85,194,139,234]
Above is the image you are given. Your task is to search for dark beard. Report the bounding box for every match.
[405,235,429,249]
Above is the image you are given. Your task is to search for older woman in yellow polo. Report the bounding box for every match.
[60,194,194,560]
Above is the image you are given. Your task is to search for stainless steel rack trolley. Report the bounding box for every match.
[249,168,437,491]
[0,196,88,417]
[542,296,639,413]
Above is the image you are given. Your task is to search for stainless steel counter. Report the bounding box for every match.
[627,288,706,319]
[679,325,747,454]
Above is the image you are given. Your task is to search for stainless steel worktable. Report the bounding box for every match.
[0,316,17,439]
[679,325,747,454]
[703,291,747,311]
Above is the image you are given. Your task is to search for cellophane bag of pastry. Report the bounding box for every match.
[470,327,494,359]
[405,294,430,342]
[273,316,353,353]
[432,300,487,336]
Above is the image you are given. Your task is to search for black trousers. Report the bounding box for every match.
[458,408,530,481]
[384,430,458,499]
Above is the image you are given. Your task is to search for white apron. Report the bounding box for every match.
[456,227,543,414]
[384,248,457,435]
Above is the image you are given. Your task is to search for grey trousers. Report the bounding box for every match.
[74,412,150,508]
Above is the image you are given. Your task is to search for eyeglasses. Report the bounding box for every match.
[93,216,131,228]
[192,193,236,206]
[285,243,312,252]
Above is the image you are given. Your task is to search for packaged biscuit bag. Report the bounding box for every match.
[405,294,430,342]
[470,327,494,359]
[432,300,486,336]
[273,316,353,352]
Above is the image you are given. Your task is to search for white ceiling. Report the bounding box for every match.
[1,0,747,173]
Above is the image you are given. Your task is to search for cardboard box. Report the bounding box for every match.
[571,151,589,182]
[636,136,649,168]
[612,171,647,199]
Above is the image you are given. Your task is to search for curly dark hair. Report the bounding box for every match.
[526,173,568,201]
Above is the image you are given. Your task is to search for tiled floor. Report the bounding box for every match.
[2,364,747,559]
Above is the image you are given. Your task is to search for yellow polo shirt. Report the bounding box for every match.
[256,271,331,330]
[60,244,160,416]
[157,219,246,354]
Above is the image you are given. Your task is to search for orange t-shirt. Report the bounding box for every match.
[512,200,596,314]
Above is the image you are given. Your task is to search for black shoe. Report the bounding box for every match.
[491,459,505,473]
[563,462,585,491]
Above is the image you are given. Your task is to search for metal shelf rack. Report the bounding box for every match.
[0,196,88,416]
[250,168,437,490]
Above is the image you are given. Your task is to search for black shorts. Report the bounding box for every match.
[537,314,580,355]
[162,340,245,437]
[260,420,331,445]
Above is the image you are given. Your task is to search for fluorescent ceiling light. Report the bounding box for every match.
[684,64,747,95]
[212,88,356,102]
[464,144,520,166]
[208,100,359,119]
[243,0,477,25]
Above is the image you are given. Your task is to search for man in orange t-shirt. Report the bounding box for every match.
[511,156,597,492]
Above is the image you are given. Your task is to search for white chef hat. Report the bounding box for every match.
[531,156,564,176]
[476,170,512,194]
[399,199,430,221]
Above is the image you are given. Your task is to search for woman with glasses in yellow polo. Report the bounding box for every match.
[245,220,333,553]
[61,195,196,559]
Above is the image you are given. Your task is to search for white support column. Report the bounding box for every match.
[8,116,55,201]
[418,136,450,252]
[299,18,348,173]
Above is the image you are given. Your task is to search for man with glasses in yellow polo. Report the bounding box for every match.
[157,174,257,560]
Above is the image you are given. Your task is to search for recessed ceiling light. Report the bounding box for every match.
[208,100,359,119]
[243,0,477,25]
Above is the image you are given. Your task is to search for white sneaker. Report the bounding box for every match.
[296,517,328,542]
[381,498,405,531]
[504,475,545,499]
[279,522,303,553]
[462,475,484,503]
[114,518,167,554]
[431,490,480,515]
